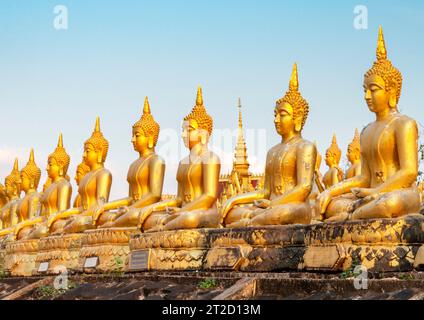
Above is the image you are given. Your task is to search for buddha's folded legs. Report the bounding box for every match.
[16,226,35,240]
[162,208,221,231]
[62,215,95,234]
[250,202,312,226]
[351,188,421,220]
[224,205,260,226]
[142,212,170,232]
[26,223,49,239]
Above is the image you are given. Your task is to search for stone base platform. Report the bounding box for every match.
[129,214,424,273]
[4,239,39,277]
[34,233,84,275]
[78,227,140,273]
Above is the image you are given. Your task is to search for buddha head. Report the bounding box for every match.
[20,149,41,193]
[132,97,160,154]
[347,129,361,164]
[275,63,309,138]
[325,134,341,168]
[364,26,402,114]
[75,162,90,186]
[83,117,109,169]
[4,158,21,199]
[182,86,213,150]
[47,133,70,181]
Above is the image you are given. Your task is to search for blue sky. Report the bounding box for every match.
[0,0,423,198]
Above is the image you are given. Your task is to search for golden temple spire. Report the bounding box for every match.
[196,86,203,106]
[238,97,243,130]
[376,25,387,61]
[289,63,299,92]
[233,98,250,180]
[143,96,151,115]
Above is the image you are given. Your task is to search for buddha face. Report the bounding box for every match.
[364,74,397,114]
[182,119,208,150]
[325,151,336,167]
[132,127,152,153]
[5,181,20,198]
[274,102,301,137]
[347,146,359,163]
[83,143,101,168]
[47,157,61,180]
[20,172,33,193]
[75,169,84,185]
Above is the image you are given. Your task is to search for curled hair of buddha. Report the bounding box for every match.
[133,97,160,146]
[326,134,341,164]
[84,117,109,162]
[365,26,402,103]
[348,128,361,156]
[184,86,213,136]
[48,133,71,176]
[276,63,310,131]
[5,158,21,188]
[21,149,42,188]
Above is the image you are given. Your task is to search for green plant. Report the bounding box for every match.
[340,258,361,279]
[35,285,66,300]
[198,278,217,289]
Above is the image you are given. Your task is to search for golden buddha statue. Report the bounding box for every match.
[220,64,317,227]
[15,134,73,240]
[135,87,221,232]
[345,129,361,179]
[322,134,343,188]
[0,159,21,234]
[46,117,112,234]
[73,162,90,208]
[13,149,42,239]
[92,97,165,228]
[317,27,421,221]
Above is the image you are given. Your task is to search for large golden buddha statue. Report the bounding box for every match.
[317,27,420,221]
[345,129,361,179]
[13,149,42,239]
[322,134,343,188]
[15,134,73,240]
[220,64,317,227]
[135,87,221,232]
[92,97,165,227]
[0,159,21,234]
[46,117,112,234]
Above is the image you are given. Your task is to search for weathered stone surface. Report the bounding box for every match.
[78,227,139,273]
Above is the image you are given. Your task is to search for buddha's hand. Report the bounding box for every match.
[254,199,270,209]
[316,189,332,216]
[117,206,129,215]
[91,204,105,226]
[137,206,154,229]
[351,188,376,199]
[220,199,234,219]
[165,207,180,215]
[47,213,58,229]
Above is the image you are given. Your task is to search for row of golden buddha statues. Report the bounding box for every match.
[0,27,421,246]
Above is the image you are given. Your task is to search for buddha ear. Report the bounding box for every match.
[97,151,103,164]
[388,79,398,108]
[148,136,154,149]
[200,130,207,145]
[294,117,302,132]
[59,166,64,177]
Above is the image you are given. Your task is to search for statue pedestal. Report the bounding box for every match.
[4,239,39,276]
[128,215,424,273]
[35,233,84,275]
[129,229,210,271]
[78,227,139,273]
